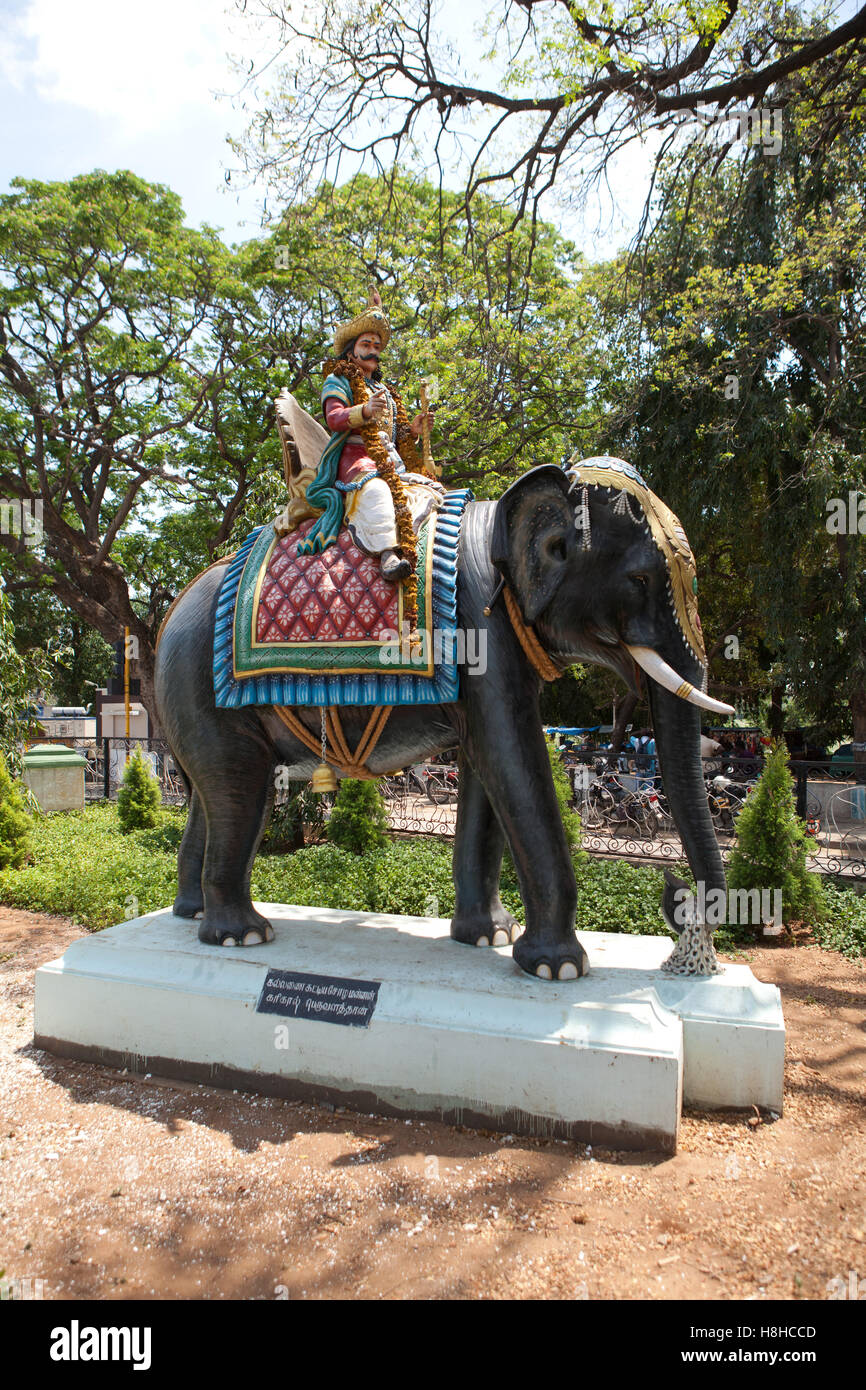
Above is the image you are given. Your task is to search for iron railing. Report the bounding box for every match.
[65,741,866,878]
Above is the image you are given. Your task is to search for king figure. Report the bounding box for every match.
[297,292,445,580]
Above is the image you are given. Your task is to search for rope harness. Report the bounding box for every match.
[274,704,394,780]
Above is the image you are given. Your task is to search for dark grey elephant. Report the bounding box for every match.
[154,458,733,980]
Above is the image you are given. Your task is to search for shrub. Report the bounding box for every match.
[325,778,389,855]
[261,779,327,853]
[0,804,182,929]
[814,882,866,958]
[0,755,33,869]
[116,749,162,832]
[546,738,584,856]
[727,741,824,926]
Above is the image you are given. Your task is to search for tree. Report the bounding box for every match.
[116,748,162,832]
[727,741,823,924]
[0,171,272,733]
[0,170,608,733]
[235,174,605,499]
[0,585,52,772]
[231,1,866,248]
[325,778,389,855]
[0,579,112,710]
[602,66,866,762]
[0,753,33,869]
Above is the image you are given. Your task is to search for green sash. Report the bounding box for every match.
[297,373,355,554]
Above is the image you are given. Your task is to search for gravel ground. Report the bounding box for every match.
[1,907,864,1301]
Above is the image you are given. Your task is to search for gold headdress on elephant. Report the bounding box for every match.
[565,454,707,667]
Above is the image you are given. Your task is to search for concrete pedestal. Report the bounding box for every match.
[34,906,785,1154]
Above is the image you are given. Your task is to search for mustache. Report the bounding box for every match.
[358,351,380,362]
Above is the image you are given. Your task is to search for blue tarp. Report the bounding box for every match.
[544,726,601,735]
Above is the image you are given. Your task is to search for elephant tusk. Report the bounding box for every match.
[625,645,735,715]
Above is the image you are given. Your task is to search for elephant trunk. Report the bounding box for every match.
[647,680,726,908]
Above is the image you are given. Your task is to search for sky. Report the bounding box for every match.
[0,0,654,256]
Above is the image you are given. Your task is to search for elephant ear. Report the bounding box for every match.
[490,465,576,625]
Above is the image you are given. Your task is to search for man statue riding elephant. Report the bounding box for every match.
[297,290,445,582]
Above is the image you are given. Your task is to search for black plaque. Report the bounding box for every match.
[256,968,380,1028]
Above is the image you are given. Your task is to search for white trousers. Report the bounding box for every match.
[344,475,445,554]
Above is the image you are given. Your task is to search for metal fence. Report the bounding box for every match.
[564,752,866,881]
[72,738,187,805]
[67,740,866,879]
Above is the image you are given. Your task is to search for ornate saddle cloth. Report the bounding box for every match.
[213,488,472,708]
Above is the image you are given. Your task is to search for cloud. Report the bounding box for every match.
[1,0,243,137]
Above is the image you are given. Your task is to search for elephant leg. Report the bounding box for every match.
[451,755,521,947]
[197,743,277,947]
[465,681,588,981]
[173,784,205,919]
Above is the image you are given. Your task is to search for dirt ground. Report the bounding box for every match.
[0,907,864,1302]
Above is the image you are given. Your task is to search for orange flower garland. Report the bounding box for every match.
[326,356,426,634]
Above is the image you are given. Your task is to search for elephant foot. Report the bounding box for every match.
[451,908,522,948]
[173,891,204,920]
[512,933,589,981]
[198,905,275,948]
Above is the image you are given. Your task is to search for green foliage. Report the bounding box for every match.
[727,743,824,925]
[261,780,327,852]
[604,78,866,740]
[814,883,866,959]
[3,801,854,959]
[325,778,389,855]
[0,804,183,929]
[0,755,33,869]
[0,587,52,771]
[116,749,162,833]
[545,738,584,856]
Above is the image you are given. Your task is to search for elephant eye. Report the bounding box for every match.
[547,536,568,563]
[631,573,649,589]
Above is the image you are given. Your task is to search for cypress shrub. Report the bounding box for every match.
[325,778,389,855]
[116,749,162,833]
[727,741,824,925]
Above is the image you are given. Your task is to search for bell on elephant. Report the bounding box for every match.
[311,762,338,794]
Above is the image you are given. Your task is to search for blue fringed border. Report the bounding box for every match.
[213,488,472,708]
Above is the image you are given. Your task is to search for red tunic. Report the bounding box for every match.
[323,397,378,486]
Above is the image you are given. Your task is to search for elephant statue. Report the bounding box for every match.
[154,457,733,980]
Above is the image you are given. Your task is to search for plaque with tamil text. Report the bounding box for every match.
[256,968,380,1027]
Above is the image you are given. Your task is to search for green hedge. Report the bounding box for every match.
[0,804,184,929]
[814,881,866,959]
[1,803,864,958]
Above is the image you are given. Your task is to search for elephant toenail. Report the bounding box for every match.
[475,935,490,947]
[492,929,509,946]
[535,962,553,979]
[558,962,579,980]
[221,936,238,947]
[242,929,264,945]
